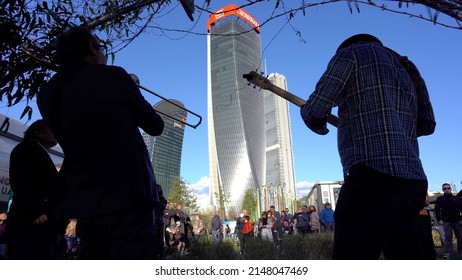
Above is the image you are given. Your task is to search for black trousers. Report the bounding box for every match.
[76,203,155,260]
[332,164,428,260]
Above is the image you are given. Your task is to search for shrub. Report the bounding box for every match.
[188,237,238,260]
[241,237,277,260]
[278,233,333,260]
[186,233,334,260]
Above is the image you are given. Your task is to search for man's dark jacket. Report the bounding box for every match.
[435,194,462,223]
[37,62,164,219]
[8,139,58,223]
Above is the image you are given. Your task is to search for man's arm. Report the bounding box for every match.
[300,48,353,135]
[405,60,436,136]
[434,198,442,222]
[114,67,165,136]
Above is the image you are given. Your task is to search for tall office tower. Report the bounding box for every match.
[207,4,265,215]
[264,73,296,211]
[142,99,187,196]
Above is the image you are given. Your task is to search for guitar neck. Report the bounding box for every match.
[243,71,339,128]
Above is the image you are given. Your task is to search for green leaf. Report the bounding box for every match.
[0,117,10,133]
[20,105,32,120]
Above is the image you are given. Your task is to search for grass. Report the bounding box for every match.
[184,233,334,260]
[177,231,456,260]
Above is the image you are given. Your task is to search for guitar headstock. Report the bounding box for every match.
[243,71,273,91]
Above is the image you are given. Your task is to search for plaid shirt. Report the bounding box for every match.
[301,42,435,180]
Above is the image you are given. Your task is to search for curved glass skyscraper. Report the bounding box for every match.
[207,5,265,214]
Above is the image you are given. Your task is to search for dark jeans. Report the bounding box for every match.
[332,164,428,260]
[442,221,462,256]
[76,203,155,259]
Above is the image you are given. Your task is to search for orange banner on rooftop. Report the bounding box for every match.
[206,4,260,33]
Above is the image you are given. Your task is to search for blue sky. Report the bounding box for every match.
[2,1,462,205]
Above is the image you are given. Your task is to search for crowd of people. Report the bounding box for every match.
[1,24,460,260]
[227,204,336,254]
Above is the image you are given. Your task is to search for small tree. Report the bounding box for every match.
[214,185,230,220]
[167,177,198,215]
[241,188,258,221]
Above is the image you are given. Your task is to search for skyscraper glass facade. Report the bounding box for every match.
[207,9,265,213]
[264,73,296,211]
[142,99,187,196]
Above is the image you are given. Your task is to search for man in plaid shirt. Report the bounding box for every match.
[301,34,435,259]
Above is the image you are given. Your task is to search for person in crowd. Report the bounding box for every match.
[153,185,167,259]
[224,224,231,238]
[174,202,190,248]
[258,211,273,242]
[211,211,222,243]
[37,26,164,259]
[320,202,335,233]
[269,206,282,242]
[0,212,8,259]
[300,34,435,259]
[7,120,59,259]
[192,214,205,241]
[308,205,321,234]
[235,212,245,253]
[185,216,195,246]
[294,205,310,235]
[242,215,254,253]
[417,193,436,259]
[282,208,293,235]
[236,209,249,252]
[63,219,80,259]
[166,224,185,256]
[434,183,462,259]
[163,201,175,245]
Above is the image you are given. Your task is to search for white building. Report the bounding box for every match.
[263,73,296,212]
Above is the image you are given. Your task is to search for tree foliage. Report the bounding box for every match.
[1,0,169,121]
[1,0,461,123]
[241,188,258,220]
[214,185,230,220]
[167,177,198,214]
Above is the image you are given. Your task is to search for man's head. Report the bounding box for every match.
[0,212,7,233]
[0,212,7,224]
[442,183,452,193]
[55,26,107,66]
[24,119,58,149]
[325,202,332,208]
[337,33,383,53]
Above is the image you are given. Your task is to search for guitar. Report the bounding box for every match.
[243,71,339,128]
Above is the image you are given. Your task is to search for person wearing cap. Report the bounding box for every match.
[300,34,435,259]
